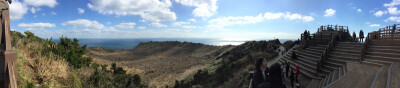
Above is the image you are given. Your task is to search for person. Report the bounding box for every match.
[286,61,290,79]
[269,63,285,88]
[291,51,297,60]
[282,63,286,82]
[303,30,308,41]
[360,30,364,42]
[353,31,356,42]
[253,58,269,88]
[295,65,300,88]
[393,24,397,33]
[290,68,295,88]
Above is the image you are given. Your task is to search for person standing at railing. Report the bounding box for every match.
[360,30,364,43]
[252,58,269,88]
[393,24,396,33]
[353,31,357,42]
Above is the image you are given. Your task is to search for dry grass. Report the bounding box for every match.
[36,57,69,84]
[14,38,74,87]
[86,42,235,87]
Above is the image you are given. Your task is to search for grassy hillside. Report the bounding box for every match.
[11,31,146,88]
[173,39,284,88]
[86,41,235,87]
[10,30,294,88]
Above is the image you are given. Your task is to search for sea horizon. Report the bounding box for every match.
[51,38,297,49]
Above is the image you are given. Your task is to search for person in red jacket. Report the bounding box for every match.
[295,65,300,87]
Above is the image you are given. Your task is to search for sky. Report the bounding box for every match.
[7,0,400,40]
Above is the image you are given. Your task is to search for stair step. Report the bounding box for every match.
[330,55,360,61]
[368,48,400,53]
[369,46,400,49]
[333,48,362,53]
[281,58,320,78]
[363,59,392,65]
[285,57,331,74]
[331,51,360,57]
[367,51,400,58]
[365,55,400,63]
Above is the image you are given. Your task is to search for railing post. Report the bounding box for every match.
[1,9,18,88]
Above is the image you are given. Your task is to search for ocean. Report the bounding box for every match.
[52,38,296,49]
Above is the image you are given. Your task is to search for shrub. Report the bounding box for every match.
[43,36,93,68]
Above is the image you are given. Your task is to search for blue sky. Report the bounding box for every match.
[8,0,400,40]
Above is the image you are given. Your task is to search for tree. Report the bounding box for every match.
[24,31,35,38]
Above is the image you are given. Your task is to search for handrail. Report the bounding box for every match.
[370,65,384,88]
[1,9,18,88]
[319,34,336,79]
[386,63,393,88]
[321,34,336,61]
[7,63,17,88]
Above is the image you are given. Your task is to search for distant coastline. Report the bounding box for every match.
[51,38,296,49]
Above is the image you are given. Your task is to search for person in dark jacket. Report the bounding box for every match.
[253,58,269,88]
[353,31,357,42]
[269,63,285,88]
[359,30,364,42]
[286,61,290,78]
[291,51,297,59]
[290,68,295,88]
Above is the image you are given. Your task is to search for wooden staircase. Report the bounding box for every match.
[363,45,400,88]
[276,43,350,88]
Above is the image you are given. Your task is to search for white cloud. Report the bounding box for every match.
[264,12,284,20]
[357,9,362,12]
[284,12,314,22]
[385,16,400,22]
[24,0,58,8]
[62,19,105,29]
[188,18,196,22]
[18,23,56,30]
[116,22,136,29]
[181,25,196,29]
[387,7,400,15]
[374,11,386,17]
[87,0,176,22]
[324,9,336,17]
[175,0,218,17]
[207,12,314,30]
[149,22,167,28]
[50,12,56,15]
[369,24,380,27]
[172,22,196,29]
[9,0,29,20]
[384,0,400,7]
[208,14,264,30]
[138,26,146,29]
[30,7,41,14]
[172,22,189,26]
[78,8,85,14]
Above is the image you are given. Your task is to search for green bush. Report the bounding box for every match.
[42,36,92,68]
[87,63,146,88]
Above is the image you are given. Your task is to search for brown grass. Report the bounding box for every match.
[85,42,235,87]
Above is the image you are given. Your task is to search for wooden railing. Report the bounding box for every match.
[1,9,18,88]
[320,34,336,68]
[371,24,400,40]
